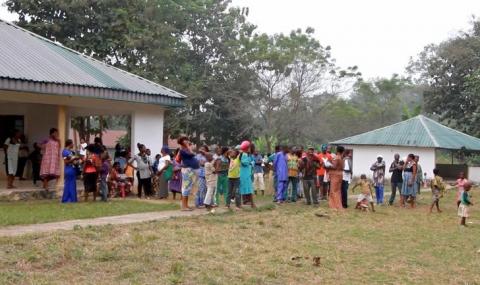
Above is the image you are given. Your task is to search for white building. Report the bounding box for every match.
[331,115,480,181]
[0,20,186,188]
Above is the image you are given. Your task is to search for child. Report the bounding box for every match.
[458,181,473,227]
[429,168,445,213]
[100,152,111,202]
[351,174,375,212]
[108,162,120,197]
[227,149,242,210]
[204,153,218,213]
[453,172,468,209]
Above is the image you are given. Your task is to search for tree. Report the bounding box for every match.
[7,0,258,145]
[408,19,480,136]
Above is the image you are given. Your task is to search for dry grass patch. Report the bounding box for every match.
[0,191,479,284]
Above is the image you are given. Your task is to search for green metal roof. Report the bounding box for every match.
[0,19,185,107]
[331,115,480,150]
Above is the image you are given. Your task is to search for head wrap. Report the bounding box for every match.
[240,140,251,151]
[321,144,328,152]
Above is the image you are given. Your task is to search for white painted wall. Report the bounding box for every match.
[468,167,480,183]
[131,109,165,156]
[344,145,436,181]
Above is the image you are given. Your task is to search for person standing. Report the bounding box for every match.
[177,137,199,211]
[83,144,100,201]
[298,146,320,206]
[156,146,172,199]
[414,155,423,196]
[458,181,473,227]
[16,142,29,180]
[316,144,332,200]
[341,150,353,208]
[215,147,230,206]
[40,128,61,191]
[388,154,403,206]
[195,146,208,208]
[453,172,468,209]
[268,146,281,202]
[370,155,386,205]
[274,145,289,204]
[99,152,111,202]
[3,129,22,189]
[328,146,345,210]
[29,142,42,186]
[129,143,153,199]
[227,149,241,209]
[239,141,256,208]
[253,150,265,196]
[169,149,182,200]
[204,152,218,212]
[61,139,79,203]
[287,148,300,203]
[401,154,417,208]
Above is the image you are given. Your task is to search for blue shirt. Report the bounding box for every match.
[196,153,206,178]
[274,152,288,181]
[180,149,199,169]
[253,154,264,174]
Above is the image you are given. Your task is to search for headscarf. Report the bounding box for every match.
[321,144,328,152]
[240,140,251,151]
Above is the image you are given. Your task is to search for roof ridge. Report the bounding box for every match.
[331,115,420,143]
[418,115,439,147]
[421,115,480,141]
[0,19,186,98]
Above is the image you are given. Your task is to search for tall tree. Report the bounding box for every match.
[408,19,480,136]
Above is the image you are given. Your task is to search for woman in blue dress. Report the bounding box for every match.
[239,141,256,208]
[62,139,79,203]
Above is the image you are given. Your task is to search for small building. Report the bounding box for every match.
[331,115,480,181]
[0,20,186,185]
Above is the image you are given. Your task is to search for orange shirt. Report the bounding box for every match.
[316,152,332,176]
[83,154,99,174]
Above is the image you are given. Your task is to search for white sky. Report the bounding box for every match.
[1,0,480,79]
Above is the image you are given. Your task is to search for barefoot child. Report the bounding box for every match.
[452,172,468,209]
[429,168,445,213]
[204,153,217,213]
[458,181,473,227]
[351,174,375,212]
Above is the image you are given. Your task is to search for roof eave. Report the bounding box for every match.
[0,77,185,108]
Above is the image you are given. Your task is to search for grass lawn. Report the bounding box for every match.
[0,191,478,284]
[0,199,179,226]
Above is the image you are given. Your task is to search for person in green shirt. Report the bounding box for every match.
[458,181,473,227]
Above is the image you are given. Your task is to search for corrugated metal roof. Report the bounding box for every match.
[0,20,186,107]
[331,115,480,151]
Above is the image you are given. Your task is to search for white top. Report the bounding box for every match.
[129,154,152,179]
[79,142,88,156]
[343,159,352,183]
[4,138,20,158]
[158,154,171,171]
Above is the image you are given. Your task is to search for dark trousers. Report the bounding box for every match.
[317,175,330,199]
[32,162,40,184]
[16,157,27,178]
[341,180,349,208]
[138,177,152,198]
[389,182,403,205]
[227,178,241,207]
[287,177,299,202]
[303,179,318,205]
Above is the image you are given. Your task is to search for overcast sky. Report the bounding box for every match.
[1,0,479,79]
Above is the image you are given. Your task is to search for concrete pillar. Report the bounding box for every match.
[56,105,67,192]
[131,108,165,156]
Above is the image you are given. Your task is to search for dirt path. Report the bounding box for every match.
[0,207,228,237]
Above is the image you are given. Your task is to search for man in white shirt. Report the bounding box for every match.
[341,150,353,208]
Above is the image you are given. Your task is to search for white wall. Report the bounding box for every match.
[468,167,480,183]
[344,145,436,181]
[131,108,165,156]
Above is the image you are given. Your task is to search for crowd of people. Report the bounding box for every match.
[3,131,475,226]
